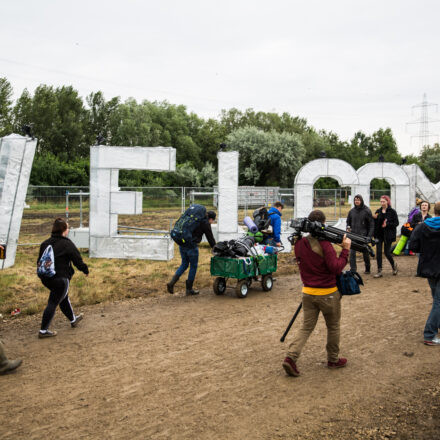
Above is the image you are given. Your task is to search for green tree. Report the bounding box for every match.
[419,143,440,182]
[0,77,13,136]
[226,126,305,186]
[12,85,90,159]
[86,91,120,145]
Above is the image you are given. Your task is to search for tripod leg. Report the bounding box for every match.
[280,302,303,342]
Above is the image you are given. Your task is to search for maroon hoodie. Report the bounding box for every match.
[294,237,349,288]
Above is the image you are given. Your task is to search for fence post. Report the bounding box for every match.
[65,190,69,221]
[79,190,83,228]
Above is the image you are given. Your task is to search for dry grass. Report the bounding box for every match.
[0,243,298,317]
[5,200,380,317]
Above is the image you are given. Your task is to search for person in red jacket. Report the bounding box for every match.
[283,210,351,377]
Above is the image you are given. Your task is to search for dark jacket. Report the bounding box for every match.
[410,212,431,228]
[409,217,440,279]
[374,207,399,242]
[192,219,216,248]
[294,237,349,288]
[38,234,89,280]
[346,196,374,237]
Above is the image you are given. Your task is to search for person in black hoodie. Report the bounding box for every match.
[346,194,374,274]
[37,218,89,338]
[409,202,440,345]
[372,195,399,278]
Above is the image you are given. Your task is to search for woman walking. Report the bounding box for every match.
[373,195,399,278]
[37,218,89,338]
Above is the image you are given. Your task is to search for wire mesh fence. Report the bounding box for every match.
[19,185,391,245]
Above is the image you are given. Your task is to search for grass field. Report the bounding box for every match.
[2,199,383,317]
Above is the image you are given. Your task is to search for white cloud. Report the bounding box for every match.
[1,0,440,155]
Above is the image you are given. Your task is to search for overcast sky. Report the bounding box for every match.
[1,0,440,155]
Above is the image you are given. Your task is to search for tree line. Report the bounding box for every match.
[1,77,439,188]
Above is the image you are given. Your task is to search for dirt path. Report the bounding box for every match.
[1,256,440,440]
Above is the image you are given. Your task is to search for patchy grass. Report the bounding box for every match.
[0,243,298,317]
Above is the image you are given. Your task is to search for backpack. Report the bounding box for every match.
[337,271,363,296]
[401,222,413,237]
[37,245,56,278]
[407,207,420,223]
[253,207,272,231]
[171,204,207,248]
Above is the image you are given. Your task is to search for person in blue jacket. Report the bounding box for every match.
[265,201,284,247]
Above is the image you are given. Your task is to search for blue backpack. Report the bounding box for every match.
[337,271,363,296]
[37,245,56,278]
[171,204,207,248]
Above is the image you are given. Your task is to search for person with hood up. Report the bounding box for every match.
[346,194,374,274]
[409,201,440,345]
[264,201,284,247]
[372,195,399,278]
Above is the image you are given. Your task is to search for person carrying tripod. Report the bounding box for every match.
[282,210,351,377]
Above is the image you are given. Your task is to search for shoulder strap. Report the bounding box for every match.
[306,235,324,258]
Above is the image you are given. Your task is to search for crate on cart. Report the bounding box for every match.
[210,254,277,298]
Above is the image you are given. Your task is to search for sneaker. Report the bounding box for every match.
[71,313,84,328]
[38,330,57,339]
[328,358,347,368]
[392,263,398,275]
[424,337,440,346]
[364,269,371,274]
[373,271,383,278]
[282,357,300,377]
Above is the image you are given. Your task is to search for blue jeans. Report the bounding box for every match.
[424,278,440,340]
[175,246,199,281]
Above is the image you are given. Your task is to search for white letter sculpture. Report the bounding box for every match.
[294,158,359,220]
[0,134,37,269]
[89,146,176,260]
[217,151,240,241]
[354,162,410,227]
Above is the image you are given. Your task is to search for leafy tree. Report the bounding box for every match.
[30,153,89,186]
[0,77,13,136]
[12,85,89,159]
[366,128,401,163]
[108,98,152,146]
[419,143,440,183]
[12,89,33,135]
[86,91,120,145]
[225,126,305,186]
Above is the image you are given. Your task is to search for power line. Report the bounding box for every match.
[406,93,440,152]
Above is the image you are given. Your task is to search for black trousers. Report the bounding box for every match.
[376,238,395,271]
[349,249,371,272]
[40,277,74,330]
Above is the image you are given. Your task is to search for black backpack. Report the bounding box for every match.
[253,207,272,231]
[171,204,207,248]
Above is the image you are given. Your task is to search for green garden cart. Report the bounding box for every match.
[210,254,277,298]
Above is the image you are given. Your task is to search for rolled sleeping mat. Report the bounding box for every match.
[244,216,258,233]
[393,235,408,256]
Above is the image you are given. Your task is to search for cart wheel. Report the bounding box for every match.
[246,278,252,288]
[262,274,273,291]
[213,277,227,295]
[236,280,249,298]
